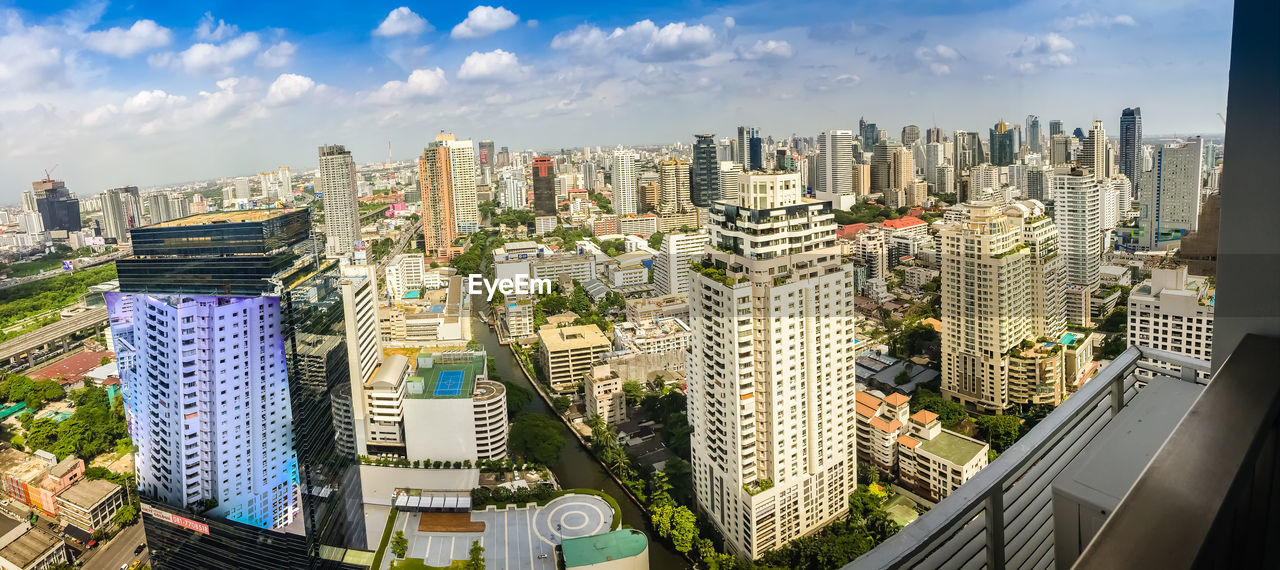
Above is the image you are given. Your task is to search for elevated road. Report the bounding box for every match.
[0,306,109,370]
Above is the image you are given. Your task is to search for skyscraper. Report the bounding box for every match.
[428,134,479,235]
[1120,108,1143,198]
[1053,167,1103,293]
[872,139,912,193]
[1027,115,1042,154]
[532,157,556,216]
[925,126,943,144]
[612,149,638,216]
[736,126,758,168]
[747,136,764,171]
[901,125,921,146]
[940,201,1067,413]
[419,141,459,257]
[691,134,719,207]
[860,120,878,146]
[1050,134,1071,165]
[478,140,495,167]
[1049,120,1063,137]
[1081,120,1107,174]
[689,171,858,558]
[109,209,363,567]
[318,144,360,257]
[657,158,691,215]
[31,178,81,235]
[101,186,139,243]
[1138,139,1204,250]
[816,130,854,200]
[989,121,1016,166]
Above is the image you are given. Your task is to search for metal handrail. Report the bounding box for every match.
[848,345,1209,569]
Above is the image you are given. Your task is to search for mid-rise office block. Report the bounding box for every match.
[585,364,628,426]
[539,325,611,393]
[1127,265,1214,365]
[1138,138,1204,250]
[653,232,709,296]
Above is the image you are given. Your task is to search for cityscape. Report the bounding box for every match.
[0,2,1272,570]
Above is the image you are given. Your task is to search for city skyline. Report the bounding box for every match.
[0,0,1232,198]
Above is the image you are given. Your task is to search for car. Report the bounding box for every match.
[134,544,146,555]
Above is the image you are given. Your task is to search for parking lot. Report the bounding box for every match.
[389,494,614,570]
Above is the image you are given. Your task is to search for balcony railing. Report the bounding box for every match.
[849,342,1218,569]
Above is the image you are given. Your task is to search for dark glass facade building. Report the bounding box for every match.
[111,209,364,569]
[1120,107,1143,198]
[532,157,556,216]
[989,122,1016,166]
[691,134,718,207]
[32,179,82,234]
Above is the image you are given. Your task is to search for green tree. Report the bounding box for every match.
[507,413,565,465]
[893,369,911,385]
[466,540,485,569]
[567,286,592,315]
[647,232,665,250]
[621,380,645,408]
[113,504,138,526]
[100,356,112,366]
[975,414,1023,452]
[1097,333,1128,360]
[552,396,571,414]
[670,506,698,553]
[390,530,408,558]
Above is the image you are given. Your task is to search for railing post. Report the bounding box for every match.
[1111,374,1125,416]
[985,489,1006,570]
[1180,362,1199,384]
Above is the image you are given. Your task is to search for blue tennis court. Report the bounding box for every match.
[433,370,465,396]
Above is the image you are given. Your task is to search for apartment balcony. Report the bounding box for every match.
[850,335,1278,569]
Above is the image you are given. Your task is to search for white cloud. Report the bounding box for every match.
[265,73,315,106]
[739,40,793,61]
[551,19,717,61]
[256,42,296,67]
[195,13,238,42]
[1055,13,1137,30]
[369,67,447,103]
[81,104,118,127]
[914,44,957,74]
[1013,33,1077,73]
[458,49,526,80]
[123,89,186,114]
[163,33,262,74]
[374,7,432,37]
[451,6,519,39]
[83,20,173,57]
[0,11,69,89]
[929,63,951,75]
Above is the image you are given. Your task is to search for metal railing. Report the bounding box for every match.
[849,344,1211,569]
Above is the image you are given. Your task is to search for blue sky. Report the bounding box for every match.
[0,0,1233,199]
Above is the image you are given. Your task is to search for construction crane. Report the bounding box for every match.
[42,164,59,181]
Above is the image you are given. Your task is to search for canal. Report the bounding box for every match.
[470,311,689,568]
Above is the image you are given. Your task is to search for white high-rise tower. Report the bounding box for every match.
[612,149,638,216]
[688,171,859,558]
[816,130,854,204]
[319,144,361,257]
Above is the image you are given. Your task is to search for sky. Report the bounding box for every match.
[0,0,1233,201]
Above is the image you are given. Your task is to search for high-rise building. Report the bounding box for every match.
[653,232,708,295]
[146,194,175,225]
[860,119,878,146]
[923,143,945,187]
[989,121,1016,166]
[318,144,361,257]
[940,201,1068,413]
[1138,138,1204,250]
[612,149,638,216]
[1050,134,1071,165]
[691,134,719,207]
[478,140,495,167]
[1081,120,1107,174]
[718,161,741,204]
[31,178,81,236]
[872,139,913,193]
[1027,115,1042,154]
[1053,168,1103,304]
[901,125,921,146]
[816,130,854,201]
[658,159,692,215]
[428,134,479,235]
[419,141,459,257]
[532,157,556,216]
[925,126,943,144]
[1049,120,1063,136]
[736,126,759,168]
[689,170,858,558]
[101,186,139,243]
[108,209,363,567]
[747,136,764,171]
[1120,108,1142,199]
[1127,265,1214,364]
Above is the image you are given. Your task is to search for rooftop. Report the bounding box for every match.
[918,430,988,466]
[560,529,649,568]
[149,208,300,228]
[407,353,486,400]
[0,528,60,567]
[539,324,610,352]
[881,216,927,230]
[57,478,121,508]
[0,449,50,485]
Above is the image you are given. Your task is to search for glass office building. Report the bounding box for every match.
[108,209,364,569]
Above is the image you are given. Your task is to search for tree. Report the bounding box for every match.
[567,286,592,315]
[100,356,112,366]
[390,530,408,558]
[893,369,911,385]
[975,414,1023,452]
[670,506,699,553]
[1097,333,1128,360]
[466,540,485,569]
[114,504,138,526]
[507,413,565,465]
[552,396,571,414]
[621,380,645,408]
[647,232,665,250]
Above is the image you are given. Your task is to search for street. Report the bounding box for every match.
[83,523,148,570]
[376,219,421,280]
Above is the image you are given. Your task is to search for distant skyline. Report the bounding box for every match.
[0,0,1233,200]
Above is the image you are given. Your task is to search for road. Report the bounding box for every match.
[376,219,421,280]
[84,523,148,570]
[0,251,125,291]
[0,306,108,363]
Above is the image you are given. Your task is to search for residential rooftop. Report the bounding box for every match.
[539,324,610,352]
[149,208,300,228]
[0,528,60,568]
[0,449,50,485]
[57,478,121,508]
[561,529,648,568]
[406,353,486,400]
[918,430,988,466]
